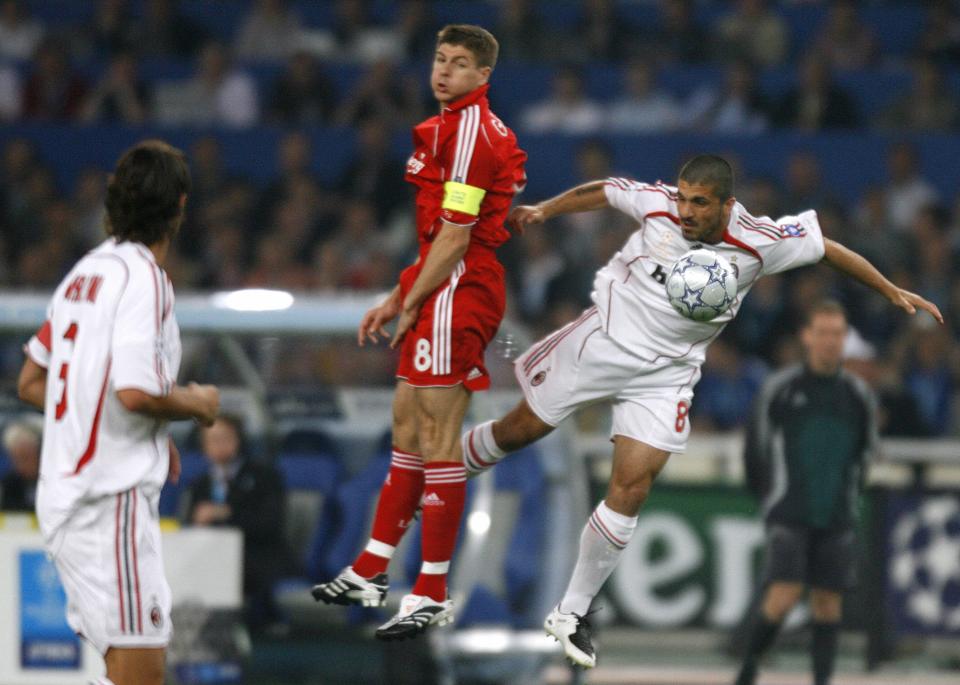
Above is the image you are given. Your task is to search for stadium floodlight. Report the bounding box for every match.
[210,288,294,312]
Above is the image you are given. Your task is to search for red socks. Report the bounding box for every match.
[352,448,423,578]
[412,461,466,602]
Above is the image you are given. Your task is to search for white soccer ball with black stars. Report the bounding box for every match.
[889,496,960,630]
[665,249,738,322]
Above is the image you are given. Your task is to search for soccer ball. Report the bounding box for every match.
[665,249,738,322]
[889,496,960,630]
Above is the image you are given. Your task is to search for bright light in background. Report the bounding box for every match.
[210,289,294,312]
[468,511,491,535]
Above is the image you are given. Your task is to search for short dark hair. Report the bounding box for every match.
[436,24,499,69]
[678,154,734,201]
[105,139,190,246]
[804,299,848,327]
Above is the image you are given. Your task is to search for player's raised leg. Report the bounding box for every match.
[461,399,554,475]
[376,384,471,640]
[546,436,670,668]
[312,381,421,607]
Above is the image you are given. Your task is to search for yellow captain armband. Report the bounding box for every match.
[442,181,486,216]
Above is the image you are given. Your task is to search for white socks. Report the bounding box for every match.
[559,501,637,616]
[461,420,506,475]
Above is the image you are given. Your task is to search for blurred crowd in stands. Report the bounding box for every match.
[1,0,959,436]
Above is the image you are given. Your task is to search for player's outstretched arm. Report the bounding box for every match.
[17,357,47,410]
[507,180,609,234]
[117,382,220,426]
[822,238,944,323]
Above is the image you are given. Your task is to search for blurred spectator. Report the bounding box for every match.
[771,54,859,130]
[850,186,908,275]
[315,0,401,63]
[883,141,939,234]
[334,57,422,128]
[782,151,833,213]
[70,167,106,247]
[245,233,313,290]
[896,323,958,436]
[607,61,680,133]
[266,50,337,125]
[917,0,960,65]
[738,176,783,219]
[728,274,788,362]
[234,0,303,62]
[79,52,149,124]
[875,59,958,133]
[645,0,708,64]
[182,416,287,631]
[135,0,207,58]
[1,138,42,240]
[256,130,328,229]
[810,0,877,70]
[337,117,407,224]
[714,0,789,68]
[550,139,634,269]
[0,0,44,60]
[907,205,956,312]
[189,136,234,212]
[394,0,439,62]
[1,416,41,512]
[513,229,566,321]
[84,0,137,56]
[153,42,258,127]
[494,0,549,62]
[684,59,770,134]
[692,338,767,431]
[323,199,393,289]
[570,0,636,62]
[520,66,604,133]
[22,41,88,121]
[0,61,21,121]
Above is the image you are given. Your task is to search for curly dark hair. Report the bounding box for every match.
[105,139,190,245]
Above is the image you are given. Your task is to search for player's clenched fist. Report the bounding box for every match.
[507,204,546,234]
[189,382,220,426]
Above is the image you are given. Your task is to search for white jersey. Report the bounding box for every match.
[593,178,825,364]
[26,238,181,542]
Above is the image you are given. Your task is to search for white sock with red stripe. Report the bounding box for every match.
[461,420,506,476]
[559,500,637,616]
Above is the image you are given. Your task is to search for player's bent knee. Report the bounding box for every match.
[494,401,553,451]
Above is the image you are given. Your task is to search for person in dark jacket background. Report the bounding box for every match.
[182,414,287,632]
[733,299,878,685]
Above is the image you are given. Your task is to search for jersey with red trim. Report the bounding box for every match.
[404,83,526,257]
[30,238,181,542]
[593,178,825,364]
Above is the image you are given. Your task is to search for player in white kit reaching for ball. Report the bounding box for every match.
[460,155,942,668]
[16,140,219,685]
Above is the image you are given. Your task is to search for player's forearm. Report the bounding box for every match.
[538,181,609,219]
[117,386,210,422]
[822,238,899,301]
[403,222,471,310]
[17,359,46,410]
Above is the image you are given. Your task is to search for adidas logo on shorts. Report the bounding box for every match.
[422,492,444,507]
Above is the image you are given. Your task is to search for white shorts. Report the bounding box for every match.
[46,486,172,655]
[514,306,701,454]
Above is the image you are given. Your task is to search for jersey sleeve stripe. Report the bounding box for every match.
[134,250,167,394]
[452,105,479,183]
[644,210,680,225]
[737,220,780,241]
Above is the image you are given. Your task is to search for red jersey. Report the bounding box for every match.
[396,84,526,391]
[404,84,527,256]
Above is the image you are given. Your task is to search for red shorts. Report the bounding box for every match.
[396,255,505,391]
